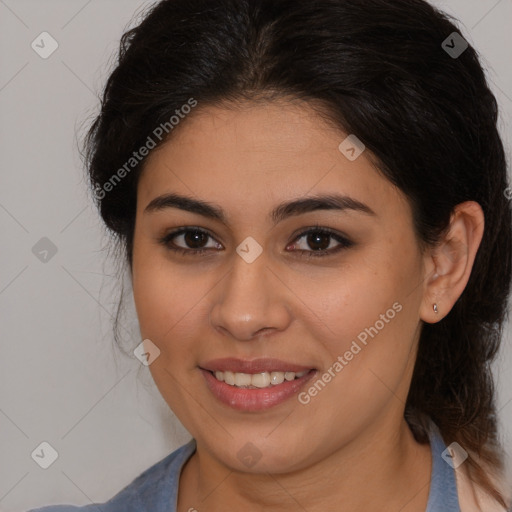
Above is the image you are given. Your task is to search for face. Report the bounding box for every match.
[131,100,428,473]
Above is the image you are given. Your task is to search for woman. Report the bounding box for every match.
[29,0,512,510]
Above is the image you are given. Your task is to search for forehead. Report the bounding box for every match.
[137,101,408,223]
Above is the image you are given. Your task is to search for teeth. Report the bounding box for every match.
[270,371,285,385]
[234,372,252,387]
[224,371,235,385]
[212,370,308,388]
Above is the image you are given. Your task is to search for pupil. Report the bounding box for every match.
[308,233,330,251]
[185,230,207,248]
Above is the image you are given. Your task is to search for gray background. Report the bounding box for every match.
[0,1,511,510]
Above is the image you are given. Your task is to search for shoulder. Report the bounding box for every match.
[26,439,196,512]
[424,418,511,512]
[455,459,512,512]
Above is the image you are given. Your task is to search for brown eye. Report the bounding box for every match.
[305,232,332,251]
[158,227,222,255]
[288,227,354,258]
[182,230,209,249]
[158,226,353,258]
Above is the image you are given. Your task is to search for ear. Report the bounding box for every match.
[420,201,484,324]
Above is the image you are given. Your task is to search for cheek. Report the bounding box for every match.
[135,287,190,342]
[300,250,419,386]
[294,261,399,347]
[132,249,187,343]
[296,274,416,423]
[132,251,216,365]
[132,265,169,340]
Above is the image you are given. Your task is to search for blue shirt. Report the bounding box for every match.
[28,422,460,511]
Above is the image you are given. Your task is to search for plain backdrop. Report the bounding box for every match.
[0,1,511,510]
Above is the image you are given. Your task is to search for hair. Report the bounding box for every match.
[83,0,512,506]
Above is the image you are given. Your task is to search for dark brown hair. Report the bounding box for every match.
[84,0,512,506]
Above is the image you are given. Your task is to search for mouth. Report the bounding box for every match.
[209,369,309,389]
[199,358,317,411]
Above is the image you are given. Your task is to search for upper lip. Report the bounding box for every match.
[200,358,315,374]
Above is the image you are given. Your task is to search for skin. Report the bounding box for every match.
[131,99,484,511]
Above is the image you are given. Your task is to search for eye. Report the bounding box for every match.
[158,227,222,256]
[287,226,353,258]
[158,225,353,258]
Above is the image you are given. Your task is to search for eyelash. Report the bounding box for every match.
[157,224,354,259]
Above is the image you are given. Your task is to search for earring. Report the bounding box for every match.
[433,303,439,314]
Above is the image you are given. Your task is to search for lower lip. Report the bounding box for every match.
[200,369,316,412]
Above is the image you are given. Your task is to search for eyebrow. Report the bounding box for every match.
[143,192,376,225]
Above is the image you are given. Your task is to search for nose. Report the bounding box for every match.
[209,250,292,341]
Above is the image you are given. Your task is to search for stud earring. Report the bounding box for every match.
[433,303,439,314]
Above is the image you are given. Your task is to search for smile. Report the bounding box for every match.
[212,370,309,388]
[199,359,317,411]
